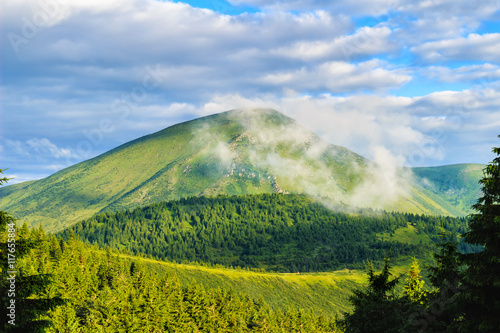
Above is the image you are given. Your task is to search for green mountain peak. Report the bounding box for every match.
[0,109,483,232]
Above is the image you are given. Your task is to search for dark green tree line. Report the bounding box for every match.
[62,193,469,272]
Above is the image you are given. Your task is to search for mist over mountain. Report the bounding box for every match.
[0,108,482,232]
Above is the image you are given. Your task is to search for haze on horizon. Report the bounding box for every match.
[1,0,500,184]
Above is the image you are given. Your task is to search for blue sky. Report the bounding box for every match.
[1,0,500,184]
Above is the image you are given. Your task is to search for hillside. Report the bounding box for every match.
[61,193,473,273]
[117,252,364,316]
[0,109,483,232]
[411,164,484,215]
[8,225,345,331]
[10,220,435,323]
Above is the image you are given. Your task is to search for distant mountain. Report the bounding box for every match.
[412,163,484,215]
[0,109,483,232]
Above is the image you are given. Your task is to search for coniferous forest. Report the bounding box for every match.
[1,224,342,332]
[61,193,471,272]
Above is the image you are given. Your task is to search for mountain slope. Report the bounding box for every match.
[411,164,484,215]
[0,108,482,232]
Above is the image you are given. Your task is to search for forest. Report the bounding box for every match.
[0,220,343,332]
[62,193,472,272]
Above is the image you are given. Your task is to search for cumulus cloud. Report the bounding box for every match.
[270,26,396,61]
[259,59,411,92]
[5,138,75,160]
[228,0,399,16]
[422,64,500,83]
[385,0,500,48]
[1,0,358,108]
[412,33,500,63]
[228,0,499,43]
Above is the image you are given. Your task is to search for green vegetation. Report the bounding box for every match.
[340,258,408,333]
[340,137,500,333]
[339,234,477,332]
[4,224,344,332]
[456,138,500,332]
[61,193,471,273]
[0,169,64,332]
[0,109,482,233]
[412,163,485,215]
[113,252,367,315]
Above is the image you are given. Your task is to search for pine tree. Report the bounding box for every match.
[428,232,461,291]
[415,232,462,333]
[457,137,500,332]
[340,258,406,333]
[403,258,426,305]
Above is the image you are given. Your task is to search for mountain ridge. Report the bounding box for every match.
[0,108,483,232]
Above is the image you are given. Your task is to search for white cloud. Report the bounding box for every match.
[259,59,411,92]
[412,33,500,63]
[26,138,72,158]
[5,138,75,160]
[398,0,499,19]
[422,64,500,83]
[271,26,395,61]
[380,1,500,53]
[350,145,409,208]
[2,0,351,63]
[200,93,421,162]
[1,0,358,105]
[198,84,500,167]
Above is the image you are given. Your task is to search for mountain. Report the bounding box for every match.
[411,163,484,215]
[0,108,483,232]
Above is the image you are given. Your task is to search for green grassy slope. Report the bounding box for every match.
[119,214,466,316]
[119,253,365,315]
[0,109,481,232]
[411,164,484,216]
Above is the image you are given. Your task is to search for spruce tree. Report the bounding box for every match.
[403,258,426,305]
[428,232,461,292]
[340,258,406,333]
[411,233,461,333]
[458,137,500,332]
